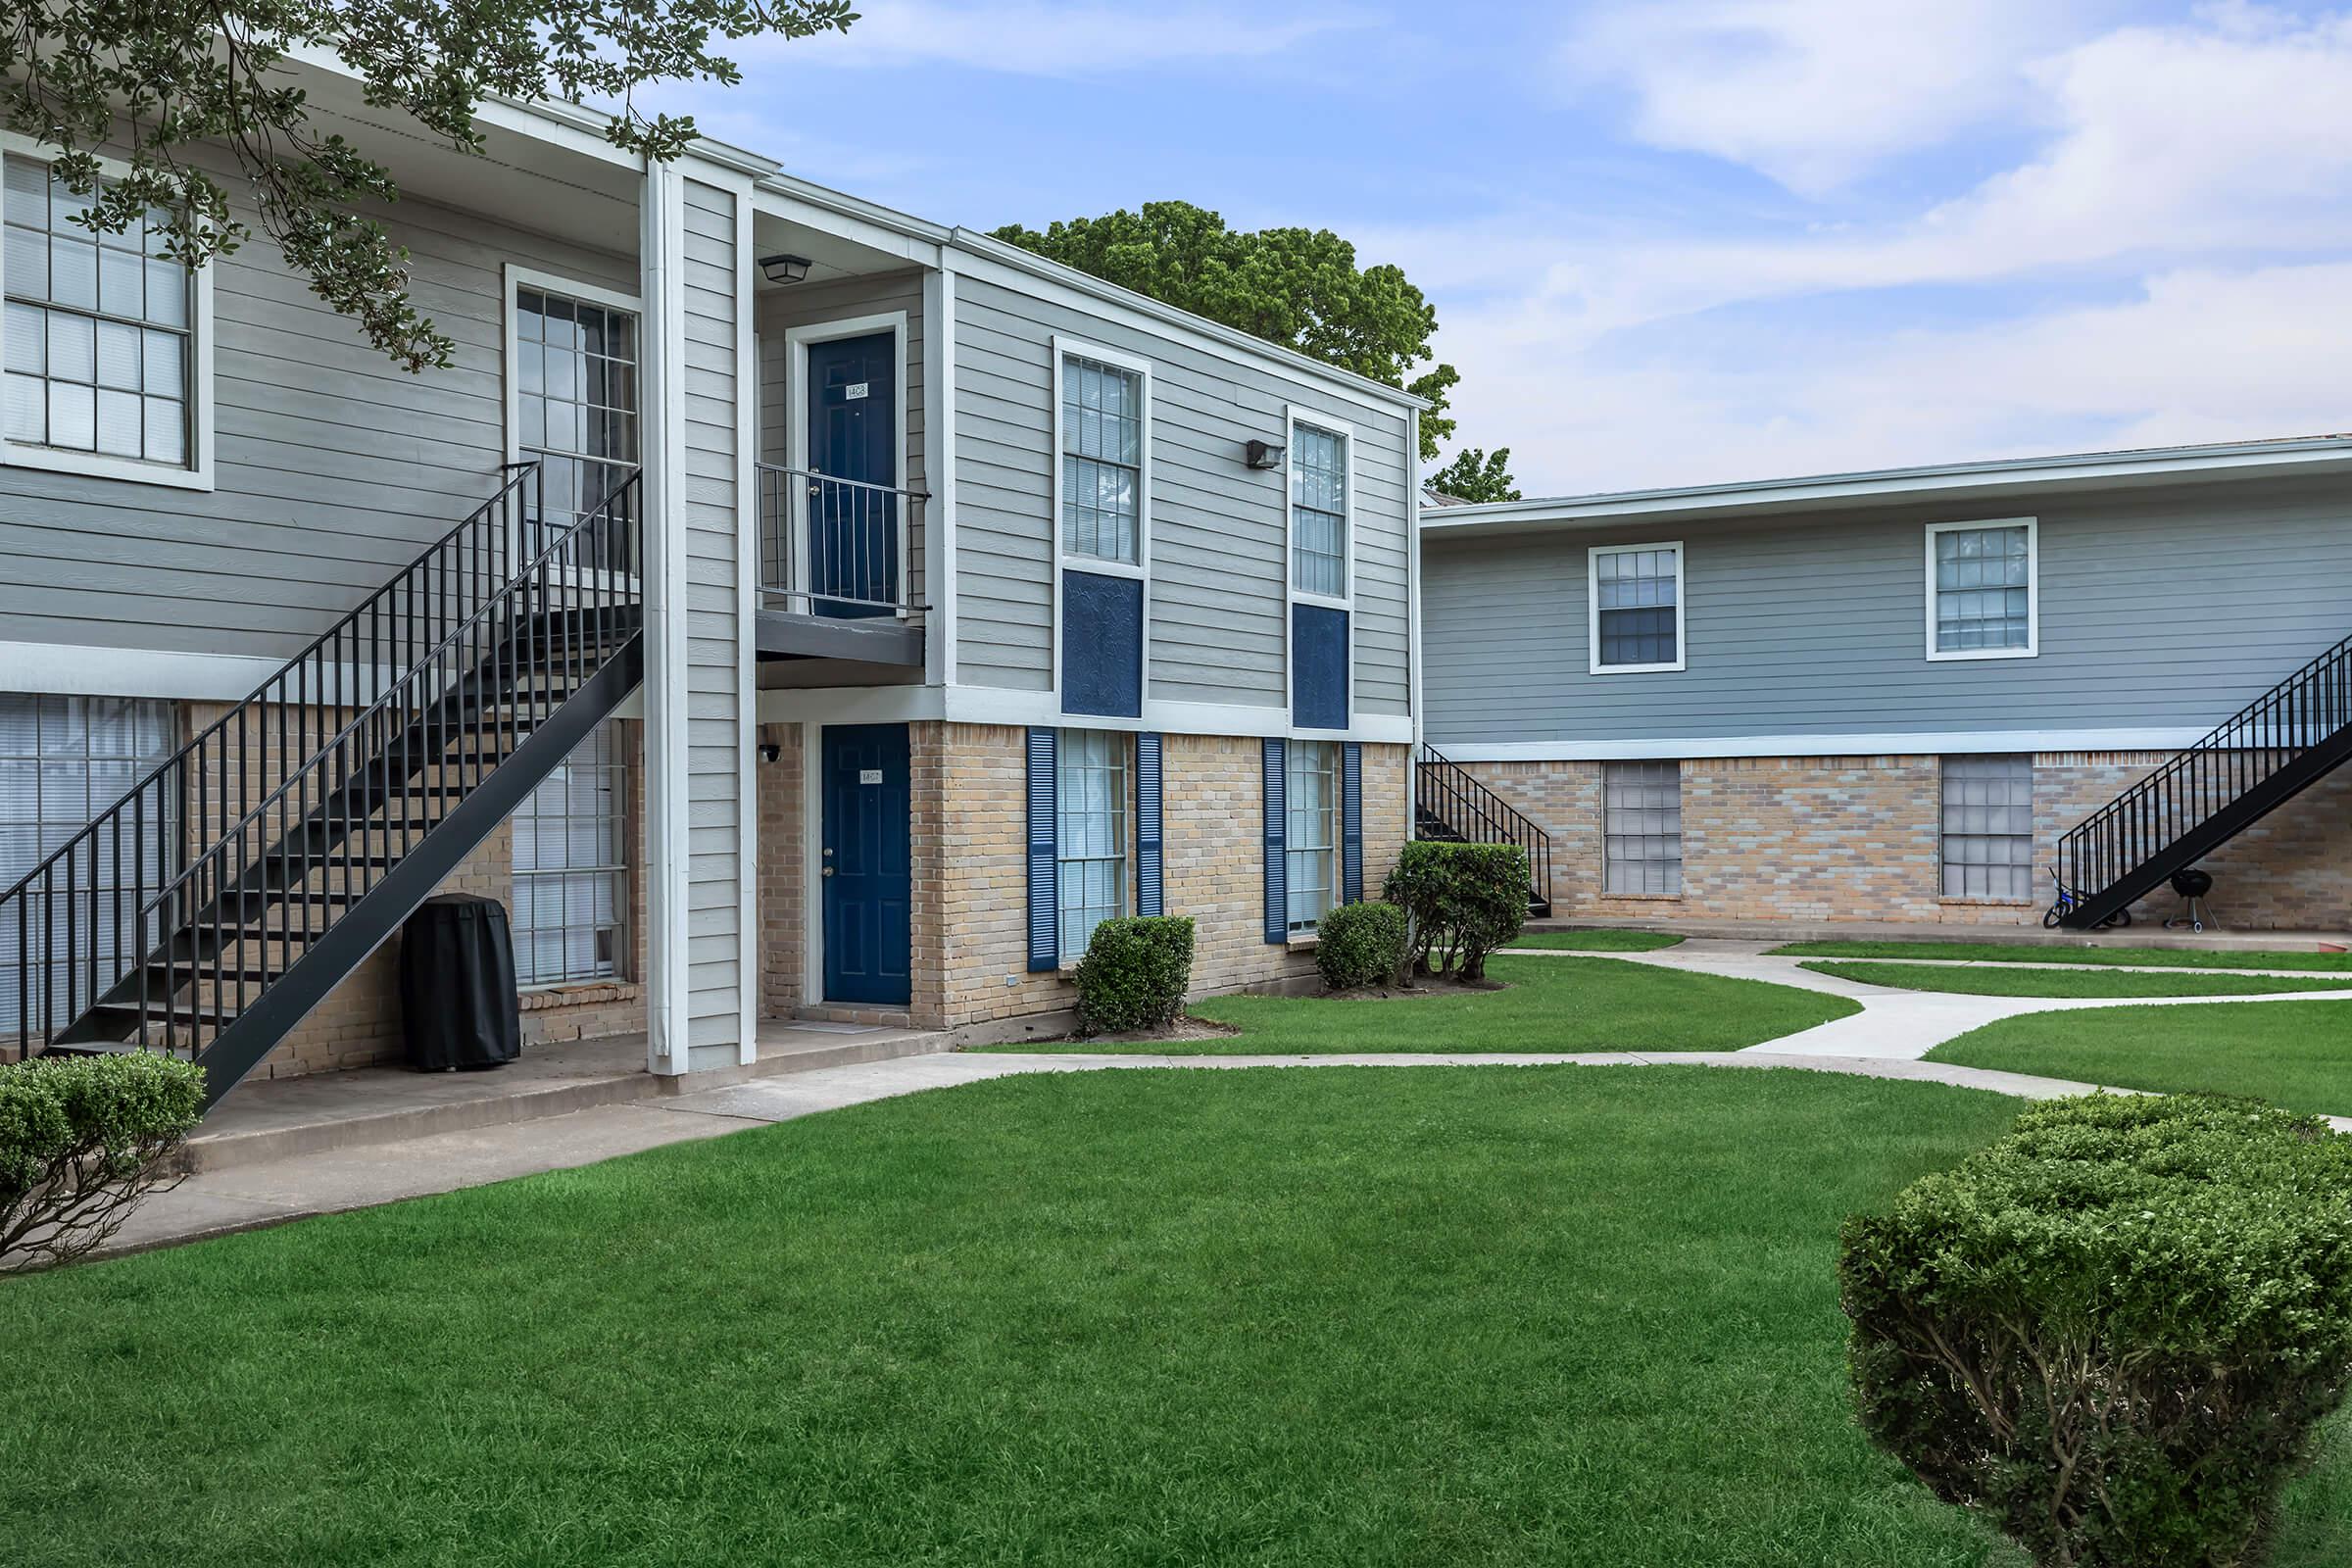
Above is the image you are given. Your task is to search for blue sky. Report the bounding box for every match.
[665,1,2352,495]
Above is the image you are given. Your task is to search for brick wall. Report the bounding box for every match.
[755,721,804,1018]
[1466,752,2351,931]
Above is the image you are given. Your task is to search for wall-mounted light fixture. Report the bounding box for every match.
[759,742,781,763]
[1244,438,1286,470]
[759,254,813,285]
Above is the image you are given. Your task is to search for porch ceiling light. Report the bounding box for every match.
[1245,438,1286,470]
[760,253,814,284]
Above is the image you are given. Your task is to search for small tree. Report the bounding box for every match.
[2,1053,206,1271]
[1383,842,1528,982]
[1427,446,1521,504]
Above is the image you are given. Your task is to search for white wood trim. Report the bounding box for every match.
[1050,334,1154,716]
[499,263,645,467]
[783,309,910,616]
[800,719,824,1012]
[0,136,217,492]
[730,182,760,1067]
[1924,515,2039,662]
[754,681,1414,743]
[923,266,954,686]
[639,163,694,1077]
[1431,727,2213,763]
[1587,539,1688,675]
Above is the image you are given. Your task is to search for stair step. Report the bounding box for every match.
[78,997,241,1030]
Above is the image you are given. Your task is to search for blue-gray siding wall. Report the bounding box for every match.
[950,271,1413,717]
[0,174,636,665]
[1422,476,2352,747]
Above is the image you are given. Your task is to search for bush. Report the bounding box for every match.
[1072,916,1196,1037]
[2,1052,205,1272]
[1314,901,1407,991]
[1382,841,1529,982]
[1840,1093,2352,1568]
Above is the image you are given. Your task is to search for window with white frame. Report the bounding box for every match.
[0,694,176,1034]
[1286,739,1340,932]
[1059,355,1143,564]
[1929,520,2034,657]
[1940,755,2034,901]
[1591,543,1683,672]
[514,283,638,564]
[1603,760,1683,896]
[3,156,193,470]
[1056,728,1128,960]
[512,719,628,985]
[1291,424,1348,598]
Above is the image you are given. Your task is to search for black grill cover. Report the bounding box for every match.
[399,895,520,1071]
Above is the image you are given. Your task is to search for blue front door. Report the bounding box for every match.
[821,723,911,1005]
[806,331,898,619]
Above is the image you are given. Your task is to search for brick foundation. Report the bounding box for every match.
[1466,753,2352,931]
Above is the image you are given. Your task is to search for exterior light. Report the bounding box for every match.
[760,254,813,284]
[1245,439,1286,470]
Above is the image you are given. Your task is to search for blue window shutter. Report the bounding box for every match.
[1343,741,1364,904]
[1262,737,1287,944]
[1026,726,1058,971]
[1136,732,1164,917]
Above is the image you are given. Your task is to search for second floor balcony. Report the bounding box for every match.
[755,464,927,665]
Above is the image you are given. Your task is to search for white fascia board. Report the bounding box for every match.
[1433,727,2216,763]
[755,172,953,250]
[941,684,1413,744]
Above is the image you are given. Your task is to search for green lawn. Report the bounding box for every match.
[1770,939,2352,972]
[1928,1000,2352,1120]
[1507,929,1687,953]
[1801,959,2352,1000]
[8,1065,2277,1568]
[981,953,1857,1054]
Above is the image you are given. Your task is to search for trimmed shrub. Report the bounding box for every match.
[2,1052,205,1272]
[1840,1093,2352,1568]
[1382,841,1529,981]
[1314,900,1407,992]
[1072,916,1196,1037]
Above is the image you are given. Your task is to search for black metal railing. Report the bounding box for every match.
[2056,631,2352,924]
[757,463,926,618]
[2,465,644,1064]
[1415,743,1554,907]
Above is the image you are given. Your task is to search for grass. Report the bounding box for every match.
[0,1067,2176,1568]
[980,953,1858,1054]
[1770,939,2352,972]
[1927,1000,2352,1120]
[1801,959,2352,1000]
[1507,929,1687,953]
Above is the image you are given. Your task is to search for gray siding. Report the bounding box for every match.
[756,270,927,608]
[0,163,636,663]
[1421,476,2352,748]
[950,273,1413,715]
[680,177,745,1061]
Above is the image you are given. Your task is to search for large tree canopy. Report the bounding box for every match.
[1,0,858,371]
[1427,446,1521,504]
[992,201,1458,461]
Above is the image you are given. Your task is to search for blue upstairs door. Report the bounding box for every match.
[821,723,911,1005]
[806,331,898,619]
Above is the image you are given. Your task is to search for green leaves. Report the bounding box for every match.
[1427,445,1520,503]
[2,0,857,370]
[1071,915,1196,1037]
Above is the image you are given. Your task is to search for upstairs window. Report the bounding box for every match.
[1060,354,1143,565]
[3,154,199,481]
[1291,423,1348,599]
[1590,543,1684,672]
[1928,519,2036,659]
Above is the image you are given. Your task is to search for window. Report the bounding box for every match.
[1603,760,1683,896]
[512,719,628,985]
[0,694,176,1034]
[1291,423,1348,599]
[1286,739,1340,932]
[514,282,639,563]
[1941,755,2034,901]
[1928,519,2035,659]
[1590,543,1684,672]
[1059,354,1143,564]
[1056,729,1128,960]
[3,154,196,477]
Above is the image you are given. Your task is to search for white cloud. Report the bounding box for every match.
[749,1,1361,75]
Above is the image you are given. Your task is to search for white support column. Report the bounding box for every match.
[641,160,693,1075]
[731,182,761,1065]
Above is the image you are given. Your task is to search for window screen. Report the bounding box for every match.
[1291,426,1347,598]
[1603,760,1683,896]
[1286,739,1340,932]
[1056,728,1128,960]
[513,719,628,984]
[1934,525,2032,653]
[1060,356,1142,564]
[1594,547,1680,668]
[0,694,176,1034]
[515,285,638,566]
[3,157,192,466]
[1941,755,2034,900]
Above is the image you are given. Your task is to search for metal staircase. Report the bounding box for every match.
[1415,743,1554,917]
[2054,632,2352,930]
[2,466,644,1109]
